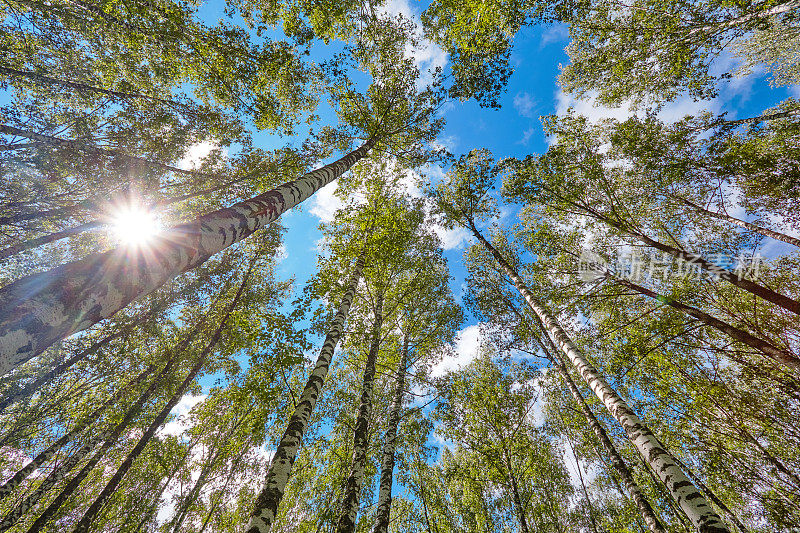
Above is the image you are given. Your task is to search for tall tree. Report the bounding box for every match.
[432,151,730,532]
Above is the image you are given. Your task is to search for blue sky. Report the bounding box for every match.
[252,7,572,362]
[181,0,800,378]
[172,0,800,454]
[148,0,800,518]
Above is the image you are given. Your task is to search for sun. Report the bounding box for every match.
[112,206,161,246]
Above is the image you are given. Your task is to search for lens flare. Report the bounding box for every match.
[112,206,161,246]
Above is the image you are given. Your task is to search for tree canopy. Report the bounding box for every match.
[1,0,799,531]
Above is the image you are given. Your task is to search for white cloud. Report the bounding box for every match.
[309,181,343,223]
[432,135,458,153]
[554,49,769,129]
[657,96,719,124]
[561,437,600,490]
[159,394,207,437]
[421,163,447,185]
[433,225,472,250]
[382,0,448,83]
[399,171,424,199]
[519,127,536,145]
[513,92,536,118]
[431,426,456,452]
[555,90,635,124]
[540,24,570,48]
[275,243,288,262]
[431,324,482,377]
[178,141,225,170]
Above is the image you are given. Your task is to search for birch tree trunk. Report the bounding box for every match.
[612,276,800,372]
[0,364,154,501]
[680,198,800,249]
[370,334,409,533]
[0,137,375,377]
[533,319,666,533]
[579,206,800,315]
[335,288,385,533]
[22,355,180,532]
[245,256,364,533]
[0,430,109,532]
[671,456,751,533]
[70,263,252,533]
[468,223,730,533]
[0,328,125,413]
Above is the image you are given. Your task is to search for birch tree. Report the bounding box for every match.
[432,151,730,532]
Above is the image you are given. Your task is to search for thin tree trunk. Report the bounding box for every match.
[612,276,800,372]
[560,418,598,533]
[503,448,531,533]
[335,287,385,533]
[0,430,108,531]
[467,222,729,533]
[0,136,375,377]
[714,108,800,128]
[198,443,249,533]
[370,334,409,533]
[246,256,364,533]
[627,225,799,316]
[680,197,800,248]
[22,355,180,533]
[0,124,223,181]
[577,205,800,315]
[69,262,252,532]
[133,436,201,533]
[169,452,217,533]
[0,66,184,107]
[689,0,800,35]
[532,316,666,533]
[0,222,103,260]
[0,328,124,412]
[736,423,800,490]
[0,364,154,502]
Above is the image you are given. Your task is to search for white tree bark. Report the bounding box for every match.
[245,257,364,533]
[370,335,409,533]
[335,288,384,533]
[470,226,730,533]
[0,138,375,377]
